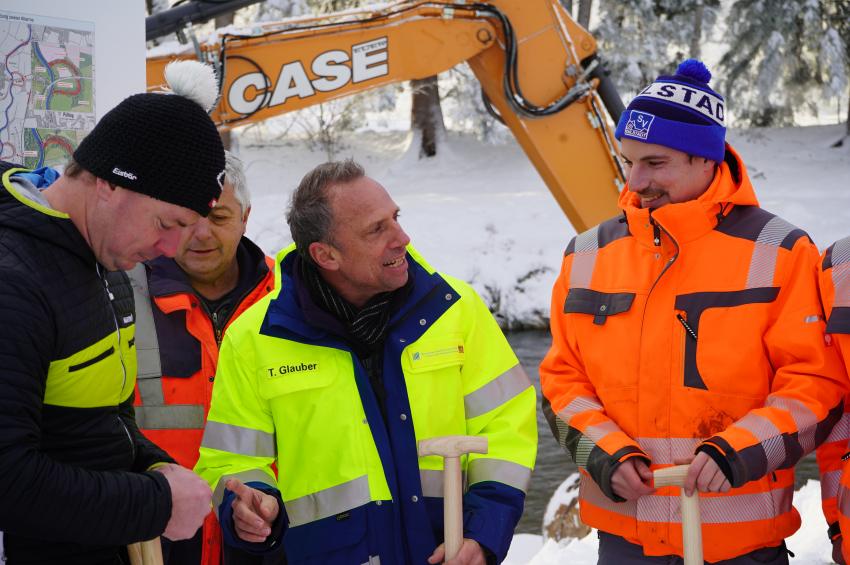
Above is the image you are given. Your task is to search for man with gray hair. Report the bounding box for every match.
[130,151,275,565]
[195,159,537,565]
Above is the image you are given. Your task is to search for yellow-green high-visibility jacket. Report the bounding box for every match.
[195,245,537,564]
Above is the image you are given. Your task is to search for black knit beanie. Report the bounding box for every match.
[74,61,225,216]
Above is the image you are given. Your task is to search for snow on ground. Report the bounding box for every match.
[240,123,850,328]
[504,480,834,564]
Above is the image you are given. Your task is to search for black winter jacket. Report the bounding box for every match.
[0,164,174,564]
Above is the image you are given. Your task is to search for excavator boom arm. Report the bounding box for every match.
[147,1,625,231]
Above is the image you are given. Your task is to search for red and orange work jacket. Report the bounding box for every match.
[131,238,274,565]
[816,238,850,560]
[540,145,847,562]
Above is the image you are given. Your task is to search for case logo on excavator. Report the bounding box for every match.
[228,37,389,115]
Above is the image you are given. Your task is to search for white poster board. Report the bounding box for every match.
[0,2,144,168]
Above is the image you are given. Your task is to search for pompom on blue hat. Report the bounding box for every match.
[614,59,726,163]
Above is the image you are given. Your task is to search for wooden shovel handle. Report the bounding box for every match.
[418,435,489,561]
[127,538,163,565]
[653,464,689,487]
[652,465,703,565]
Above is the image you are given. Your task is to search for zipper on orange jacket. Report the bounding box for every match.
[212,311,222,347]
[677,313,698,341]
[646,215,680,291]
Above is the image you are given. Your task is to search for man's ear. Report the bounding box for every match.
[240,205,251,236]
[94,177,117,202]
[309,241,339,271]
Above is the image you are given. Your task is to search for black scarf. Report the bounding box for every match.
[298,257,398,350]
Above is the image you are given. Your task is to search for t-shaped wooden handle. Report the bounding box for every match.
[418,435,488,561]
[127,538,163,565]
[653,465,703,565]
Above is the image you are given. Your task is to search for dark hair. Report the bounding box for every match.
[287,159,365,261]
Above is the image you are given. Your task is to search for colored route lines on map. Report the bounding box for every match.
[1,10,94,169]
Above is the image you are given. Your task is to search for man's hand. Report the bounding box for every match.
[611,458,655,501]
[427,539,486,565]
[155,463,213,540]
[227,478,280,543]
[833,537,845,565]
[682,452,731,496]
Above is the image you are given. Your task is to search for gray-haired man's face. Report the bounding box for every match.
[314,176,411,309]
[175,182,248,286]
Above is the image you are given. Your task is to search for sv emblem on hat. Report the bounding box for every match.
[624,110,655,140]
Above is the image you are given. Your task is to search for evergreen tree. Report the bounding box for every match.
[594,0,719,96]
[146,0,172,16]
[823,0,849,142]
[256,0,310,20]
[719,0,847,127]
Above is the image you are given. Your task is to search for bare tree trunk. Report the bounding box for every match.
[577,0,592,29]
[832,86,850,147]
[215,13,235,150]
[146,0,155,16]
[410,76,445,158]
[690,0,704,59]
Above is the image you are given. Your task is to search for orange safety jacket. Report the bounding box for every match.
[540,145,846,562]
[816,238,850,559]
[131,237,274,565]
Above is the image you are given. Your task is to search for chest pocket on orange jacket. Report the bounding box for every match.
[675,288,779,390]
[564,289,635,325]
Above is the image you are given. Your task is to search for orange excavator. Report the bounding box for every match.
[146,0,625,232]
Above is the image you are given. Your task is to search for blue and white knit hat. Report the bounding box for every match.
[614,59,726,162]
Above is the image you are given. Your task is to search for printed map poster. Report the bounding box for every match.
[0,10,95,169]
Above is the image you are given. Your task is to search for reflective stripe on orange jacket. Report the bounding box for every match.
[540,145,847,562]
[816,237,850,559]
[133,237,274,565]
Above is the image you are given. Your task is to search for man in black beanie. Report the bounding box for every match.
[0,60,225,564]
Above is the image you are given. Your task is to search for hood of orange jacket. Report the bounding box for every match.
[617,144,758,246]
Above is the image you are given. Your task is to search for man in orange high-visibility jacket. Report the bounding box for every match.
[131,152,275,565]
[816,239,850,564]
[540,58,848,564]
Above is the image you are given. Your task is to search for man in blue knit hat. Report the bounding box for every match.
[540,60,847,563]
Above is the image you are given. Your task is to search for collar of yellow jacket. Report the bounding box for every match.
[618,144,759,246]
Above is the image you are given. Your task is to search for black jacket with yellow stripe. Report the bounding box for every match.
[0,164,174,564]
